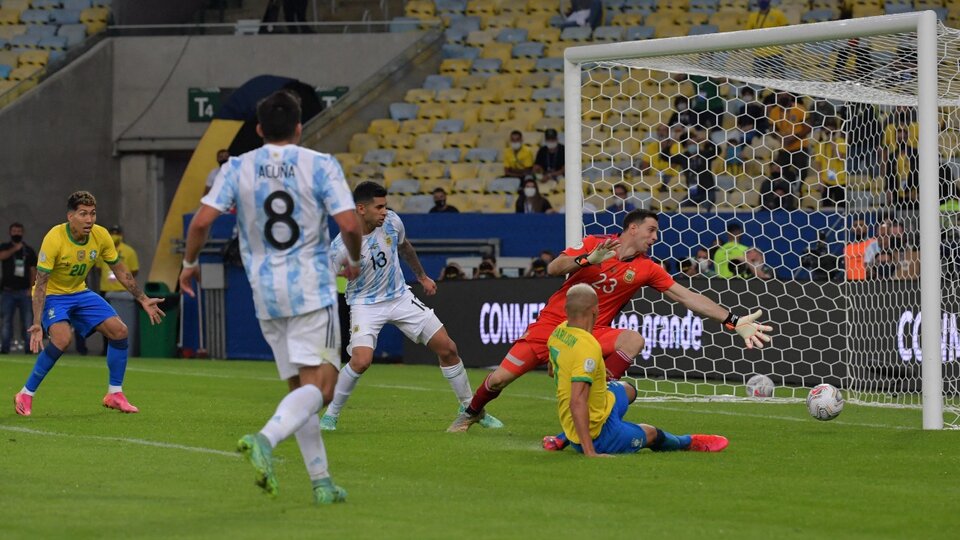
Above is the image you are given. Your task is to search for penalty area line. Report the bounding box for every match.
[0,424,239,457]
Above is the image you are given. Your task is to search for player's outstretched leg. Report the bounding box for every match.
[646,428,728,452]
[15,325,69,416]
[429,329,505,430]
[448,366,517,432]
[237,433,279,497]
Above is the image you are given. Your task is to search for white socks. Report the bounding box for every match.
[440,360,472,407]
[259,384,323,447]
[294,413,330,481]
[108,385,123,394]
[325,364,361,418]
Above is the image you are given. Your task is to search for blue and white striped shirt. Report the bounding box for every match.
[202,144,355,320]
[332,210,408,305]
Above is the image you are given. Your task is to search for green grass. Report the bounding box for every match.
[1,354,958,539]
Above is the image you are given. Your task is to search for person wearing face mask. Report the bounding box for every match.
[533,128,565,185]
[203,149,231,197]
[744,0,788,76]
[96,225,141,355]
[516,179,554,214]
[504,130,535,180]
[429,187,460,213]
[0,222,37,354]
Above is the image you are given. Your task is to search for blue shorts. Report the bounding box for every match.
[41,290,118,338]
[570,382,649,455]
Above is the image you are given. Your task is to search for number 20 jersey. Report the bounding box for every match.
[331,210,408,306]
[202,143,356,320]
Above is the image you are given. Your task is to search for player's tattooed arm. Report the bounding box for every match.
[32,271,49,324]
[110,262,146,301]
[398,239,427,280]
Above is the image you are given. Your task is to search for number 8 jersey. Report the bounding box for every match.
[331,210,408,306]
[202,143,356,320]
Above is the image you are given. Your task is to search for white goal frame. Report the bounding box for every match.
[563,11,944,429]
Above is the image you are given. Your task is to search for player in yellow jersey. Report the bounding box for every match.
[13,191,166,416]
[545,284,728,456]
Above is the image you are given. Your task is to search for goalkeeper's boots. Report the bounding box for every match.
[13,392,32,416]
[458,404,504,429]
[688,434,729,452]
[319,414,338,431]
[542,434,569,451]
[237,433,279,496]
[312,478,347,505]
[102,392,139,413]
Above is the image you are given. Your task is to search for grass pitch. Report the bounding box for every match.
[1,354,958,539]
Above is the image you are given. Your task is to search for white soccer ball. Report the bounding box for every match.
[806,383,844,421]
[745,374,775,398]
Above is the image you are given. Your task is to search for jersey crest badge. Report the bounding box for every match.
[385,236,392,246]
[90,250,98,261]
[624,269,636,283]
[39,252,47,263]
[76,250,85,261]
[583,358,596,373]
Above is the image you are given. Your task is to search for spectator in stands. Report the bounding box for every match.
[865,219,905,278]
[606,183,642,213]
[743,248,773,280]
[744,0,789,76]
[882,107,919,205]
[834,38,877,82]
[440,262,466,281]
[761,178,797,210]
[693,247,716,278]
[713,222,750,279]
[869,250,898,280]
[845,102,883,176]
[769,92,811,191]
[679,258,699,278]
[562,0,603,30]
[430,187,459,213]
[479,254,502,278]
[527,258,548,278]
[94,225,140,356]
[516,179,554,214]
[642,124,682,184]
[283,0,310,33]
[844,218,871,281]
[0,222,37,354]
[814,127,847,207]
[475,260,499,280]
[669,95,697,127]
[204,149,231,196]
[538,250,555,265]
[689,75,724,130]
[504,131,535,180]
[533,128,564,185]
[680,128,718,209]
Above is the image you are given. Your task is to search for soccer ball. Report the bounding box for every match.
[806,384,844,421]
[745,374,775,398]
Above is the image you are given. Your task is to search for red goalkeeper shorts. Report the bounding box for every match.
[499,321,624,376]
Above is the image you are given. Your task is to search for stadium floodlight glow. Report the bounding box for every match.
[564,11,953,429]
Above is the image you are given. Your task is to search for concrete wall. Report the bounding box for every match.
[112,32,425,149]
[0,40,119,253]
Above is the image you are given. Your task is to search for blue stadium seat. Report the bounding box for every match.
[363,149,397,166]
[444,26,470,43]
[389,102,419,121]
[0,64,12,79]
[32,0,63,8]
[548,14,565,27]
[486,176,520,193]
[389,17,420,32]
[433,119,464,133]
[11,33,40,48]
[511,41,543,58]
[435,0,467,15]
[50,8,81,24]
[62,0,91,9]
[428,148,461,163]
[48,49,65,62]
[688,24,718,35]
[884,2,912,15]
[26,24,58,38]
[20,9,51,24]
[592,26,624,41]
[800,9,836,23]
[92,0,111,6]
[471,57,500,73]
[388,178,421,194]
[496,28,527,43]
[0,38,7,50]
[423,74,452,91]
[689,0,719,13]
[38,34,67,50]
[544,102,565,118]
[447,14,480,34]
[441,43,480,59]
[464,148,499,162]
[532,87,562,101]
[625,25,654,40]
[560,26,591,41]
[56,23,85,46]
[535,57,563,72]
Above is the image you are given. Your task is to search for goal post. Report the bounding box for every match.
[563,11,949,429]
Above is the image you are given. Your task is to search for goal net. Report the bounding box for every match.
[564,12,959,429]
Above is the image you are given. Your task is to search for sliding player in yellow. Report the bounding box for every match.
[547,283,728,456]
[13,191,165,416]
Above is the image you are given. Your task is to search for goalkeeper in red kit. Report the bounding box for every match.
[448,209,772,433]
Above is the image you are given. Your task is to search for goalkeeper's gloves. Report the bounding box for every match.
[575,239,619,267]
[724,310,773,350]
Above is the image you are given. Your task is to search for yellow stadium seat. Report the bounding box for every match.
[479,104,511,123]
[457,74,489,90]
[533,117,563,133]
[484,14,515,29]
[545,42,568,58]
[477,162,505,180]
[84,20,106,35]
[405,88,435,104]
[0,50,18,67]
[381,133,415,150]
[334,153,362,171]
[394,149,427,167]
[481,42,512,63]
[476,193,514,213]
[2,0,30,11]
[678,12,709,26]
[349,133,380,154]
[349,164,382,182]
[466,0,498,17]
[383,166,411,185]
[445,193,475,211]
[466,29,496,46]
[399,119,433,135]
[516,14,550,32]
[417,103,449,120]
[368,118,399,136]
[448,104,481,128]
[449,163,480,181]
[501,86,533,103]
[519,73,551,88]
[655,22,688,38]
[528,26,560,44]
[527,0,558,15]
[0,8,21,24]
[0,24,25,40]
[485,73,516,92]
[411,162,446,181]
[503,58,536,74]
[467,88,500,104]
[414,133,447,154]
[18,49,48,67]
[440,58,472,76]
[417,178,447,194]
[498,1,527,16]
[80,7,109,23]
[454,177,486,193]
[611,13,643,27]
[436,88,468,104]
[446,132,479,150]
[405,0,436,19]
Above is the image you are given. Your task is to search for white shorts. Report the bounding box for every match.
[347,291,443,355]
[258,306,341,380]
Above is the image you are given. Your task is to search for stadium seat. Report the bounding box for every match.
[428,148,461,163]
[405,0,435,19]
[465,28,496,46]
[26,23,58,38]
[432,118,465,133]
[414,133,447,154]
[401,194,435,213]
[611,13,644,27]
[884,2,913,15]
[496,27,527,43]
[56,23,85,46]
[387,178,421,194]
[503,57,535,74]
[404,88,435,104]
[466,88,500,104]
[62,0,91,9]
[481,42,512,63]
[389,102,419,122]
[625,25,655,40]
[1,0,30,11]
[448,162,480,181]
[10,32,39,47]
[560,26,591,42]
[479,103,511,123]
[519,73,550,88]
[0,63,12,79]
[349,133,380,155]
[471,57,501,73]
[435,87,468,103]
[363,149,396,167]
[527,27,560,43]
[79,6,107,23]
[678,11,709,26]
[688,24,718,35]
[382,165,411,186]
[484,14,516,30]
[442,43,481,59]
[511,41,544,58]
[399,119,433,135]
[454,177,485,194]
[436,0,467,15]
[394,149,427,167]
[50,8,80,24]
[423,74,453,91]
[417,102,449,120]
[801,9,838,23]
[501,86,533,103]
[18,49,48,65]
[465,147,499,163]
[8,64,40,80]
[486,176,520,193]
[544,101,564,118]
[0,9,21,25]
[446,131,479,150]
[410,162,446,181]
[0,48,18,66]
[447,104,480,127]
[592,26,624,41]
[334,153,361,171]
[20,9,51,24]
[535,57,563,73]
[368,118,400,136]
[380,133,415,150]
[527,0,559,15]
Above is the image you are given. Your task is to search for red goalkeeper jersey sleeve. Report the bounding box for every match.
[536,235,676,327]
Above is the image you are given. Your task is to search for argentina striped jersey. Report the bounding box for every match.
[332,210,408,305]
[201,143,355,320]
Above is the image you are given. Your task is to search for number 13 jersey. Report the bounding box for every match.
[332,210,408,306]
[202,143,356,320]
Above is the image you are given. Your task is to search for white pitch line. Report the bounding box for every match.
[0,424,239,457]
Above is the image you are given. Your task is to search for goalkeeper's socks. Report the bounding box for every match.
[325,364,361,417]
[604,350,633,380]
[465,373,500,416]
[648,428,692,452]
[106,338,129,387]
[440,360,473,406]
[24,343,64,393]
[260,384,323,447]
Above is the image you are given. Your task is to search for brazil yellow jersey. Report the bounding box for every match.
[548,322,614,444]
[37,223,119,295]
[97,241,139,292]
